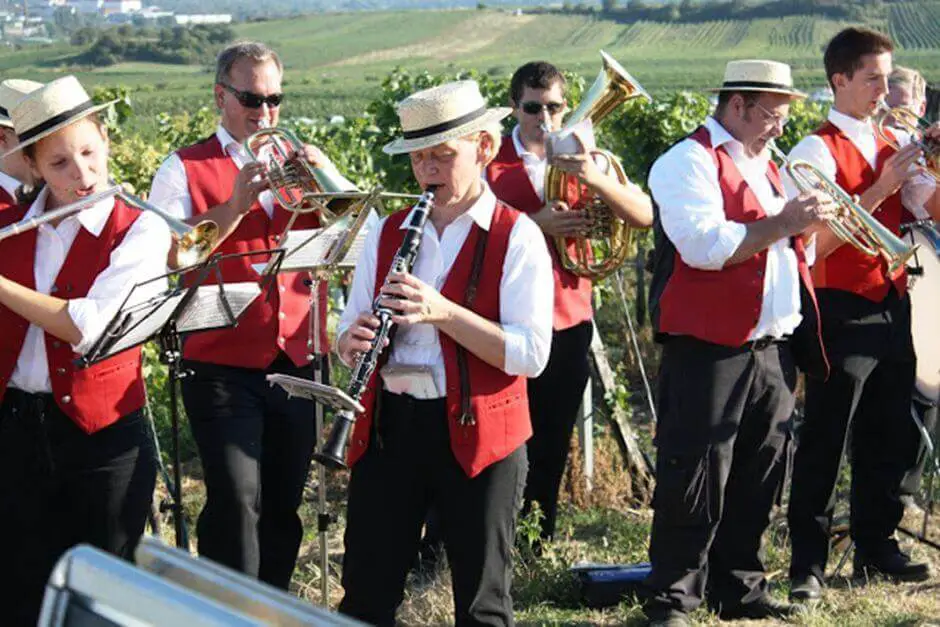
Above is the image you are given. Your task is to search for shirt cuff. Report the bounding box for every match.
[679,221,748,270]
[502,325,546,377]
[67,298,104,356]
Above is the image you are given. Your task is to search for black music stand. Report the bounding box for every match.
[262,194,379,607]
[79,253,269,550]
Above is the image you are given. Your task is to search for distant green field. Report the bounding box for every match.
[5,4,940,131]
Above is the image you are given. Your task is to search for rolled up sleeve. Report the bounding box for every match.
[334,216,382,366]
[148,153,194,221]
[649,140,746,270]
[68,212,173,355]
[500,214,553,377]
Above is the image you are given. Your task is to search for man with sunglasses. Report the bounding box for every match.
[645,59,833,625]
[148,41,338,589]
[485,61,653,546]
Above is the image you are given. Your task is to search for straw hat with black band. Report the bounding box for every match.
[383,80,511,155]
[2,75,116,158]
[709,59,807,100]
[0,79,44,130]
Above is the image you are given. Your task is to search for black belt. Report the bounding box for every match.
[745,336,787,352]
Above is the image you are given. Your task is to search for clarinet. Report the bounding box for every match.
[313,185,439,469]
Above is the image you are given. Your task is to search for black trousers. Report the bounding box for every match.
[181,353,318,589]
[0,390,156,627]
[523,320,593,541]
[645,336,795,616]
[339,391,527,627]
[788,288,920,579]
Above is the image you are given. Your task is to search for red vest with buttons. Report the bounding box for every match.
[0,198,147,433]
[655,126,817,347]
[177,135,328,369]
[0,186,14,211]
[346,201,532,478]
[486,137,593,330]
[811,121,906,301]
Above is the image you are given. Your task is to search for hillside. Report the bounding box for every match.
[5,4,940,126]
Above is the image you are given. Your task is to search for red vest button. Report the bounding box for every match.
[52,341,61,349]
[56,367,66,375]
[61,395,72,404]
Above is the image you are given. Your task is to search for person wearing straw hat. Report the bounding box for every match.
[148,41,339,590]
[784,28,940,604]
[0,75,171,625]
[644,59,834,625]
[484,60,653,550]
[335,79,553,626]
[0,78,43,209]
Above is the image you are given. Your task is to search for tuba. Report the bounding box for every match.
[769,143,918,275]
[544,50,651,280]
[875,103,940,183]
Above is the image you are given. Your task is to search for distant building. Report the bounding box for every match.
[137,5,173,19]
[809,86,834,103]
[101,0,142,14]
[71,0,104,14]
[174,13,232,25]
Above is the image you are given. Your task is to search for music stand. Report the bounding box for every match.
[263,190,380,607]
[79,252,269,550]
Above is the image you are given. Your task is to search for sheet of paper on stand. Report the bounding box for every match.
[266,373,366,414]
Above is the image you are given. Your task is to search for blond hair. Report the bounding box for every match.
[889,66,926,104]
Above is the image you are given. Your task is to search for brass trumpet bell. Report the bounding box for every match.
[118,191,220,266]
[544,51,651,280]
[876,104,940,184]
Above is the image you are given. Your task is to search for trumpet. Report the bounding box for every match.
[768,143,918,275]
[0,184,219,266]
[875,103,940,183]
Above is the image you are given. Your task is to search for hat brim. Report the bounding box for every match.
[383,107,512,155]
[707,86,807,99]
[1,99,116,159]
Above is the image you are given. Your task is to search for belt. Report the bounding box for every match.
[745,336,787,351]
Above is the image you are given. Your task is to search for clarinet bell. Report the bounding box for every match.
[313,412,354,470]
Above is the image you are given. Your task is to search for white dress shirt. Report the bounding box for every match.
[511,125,547,203]
[337,183,554,398]
[149,124,276,220]
[783,108,936,219]
[0,170,20,202]
[9,187,172,393]
[648,116,805,340]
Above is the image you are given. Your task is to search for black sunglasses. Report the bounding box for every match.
[520,101,565,115]
[219,83,283,109]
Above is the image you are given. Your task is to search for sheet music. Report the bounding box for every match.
[178,283,261,333]
[100,291,186,357]
[336,209,378,269]
[266,373,365,413]
[264,208,378,273]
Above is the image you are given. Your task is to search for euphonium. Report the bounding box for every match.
[768,143,918,275]
[244,125,360,227]
[543,50,651,280]
[875,103,940,183]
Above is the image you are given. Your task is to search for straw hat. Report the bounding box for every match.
[3,75,116,156]
[708,60,806,99]
[0,79,43,129]
[383,80,511,155]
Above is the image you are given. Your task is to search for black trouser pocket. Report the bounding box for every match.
[653,445,713,524]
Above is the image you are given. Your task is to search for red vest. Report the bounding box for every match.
[0,186,14,211]
[811,121,906,301]
[0,198,147,433]
[346,201,532,478]
[177,135,328,369]
[486,138,593,330]
[655,126,817,347]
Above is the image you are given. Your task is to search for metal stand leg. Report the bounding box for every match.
[308,276,332,607]
[158,325,190,551]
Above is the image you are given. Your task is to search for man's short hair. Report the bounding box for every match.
[714,90,761,118]
[889,65,927,104]
[215,41,283,85]
[509,61,566,105]
[824,27,893,89]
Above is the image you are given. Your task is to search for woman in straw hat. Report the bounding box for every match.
[335,80,553,626]
[0,78,43,209]
[0,75,171,625]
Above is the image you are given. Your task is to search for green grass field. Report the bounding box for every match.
[7,2,940,132]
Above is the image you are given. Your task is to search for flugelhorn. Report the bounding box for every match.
[875,103,940,183]
[0,184,219,266]
[769,143,918,275]
[543,50,651,280]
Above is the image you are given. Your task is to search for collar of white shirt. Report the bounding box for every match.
[27,186,114,237]
[216,124,248,160]
[0,170,19,201]
[512,125,543,162]
[704,116,773,167]
[400,183,497,233]
[828,108,875,141]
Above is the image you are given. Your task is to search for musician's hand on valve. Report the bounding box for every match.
[299,144,335,170]
[380,272,452,326]
[531,200,591,237]
[228,162,269,215]
[780,190,838,235]
[550,130,605,188]
[338,312,387,365]
[877,142,924,195]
